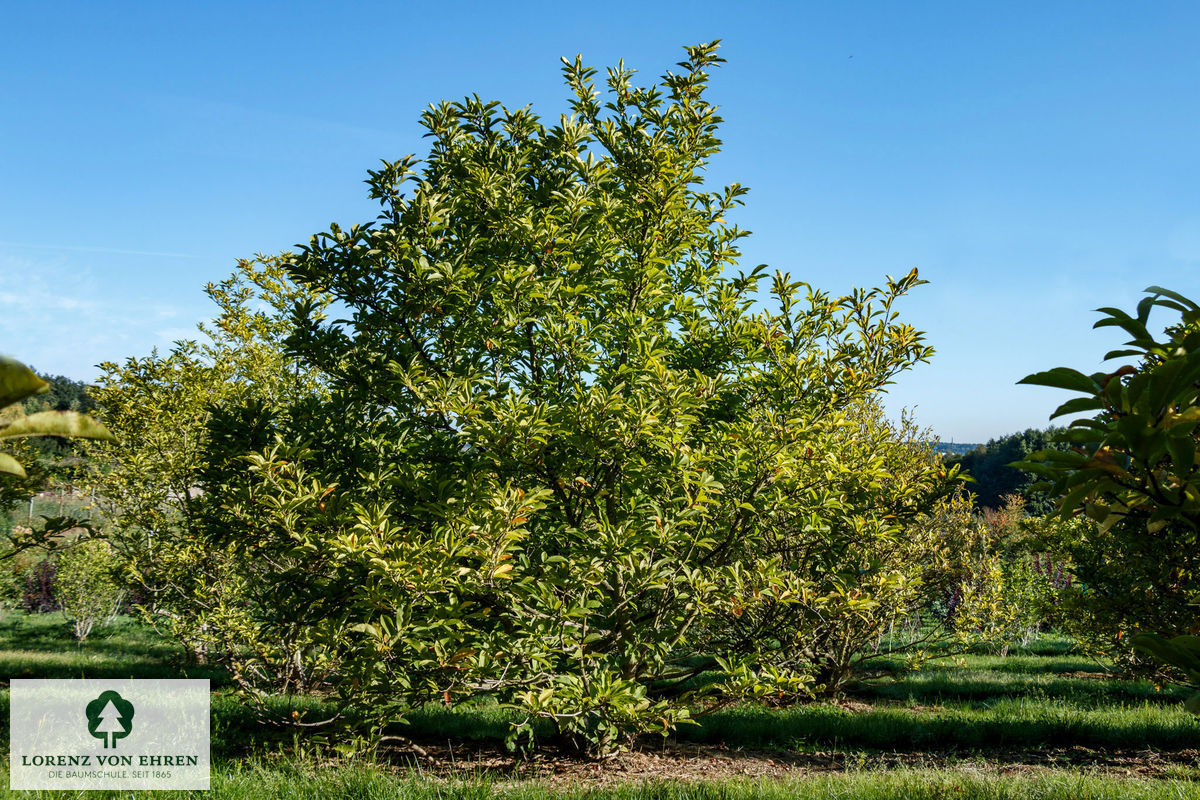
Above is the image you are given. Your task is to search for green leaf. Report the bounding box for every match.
[0,452,27,477]
[1050,396,1105,419]
[0,411,116,442]
[1103,348,1146,360]
[1017,367,1098,394]
[1145,285,1200,313]
[1168,436,1196,481]
[0,356,49,408]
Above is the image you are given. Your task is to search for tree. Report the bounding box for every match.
[204,41,957,755]
[947,427,1071,513]
[1016,286,1200,696]
[85,255,330,684]
[55,539,123,640]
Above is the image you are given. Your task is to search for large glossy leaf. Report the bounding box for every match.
[0,411,116,442]
[0,452,27,477]
[1050,396,1105,419]
[1017,367,1098,394]
[0,356,49,408]
[1145,285,1200,313]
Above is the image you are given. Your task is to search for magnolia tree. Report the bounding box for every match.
[187,42,964,755]
[88,43,987,756]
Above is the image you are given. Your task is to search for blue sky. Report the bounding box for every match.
[3,1,1198,442]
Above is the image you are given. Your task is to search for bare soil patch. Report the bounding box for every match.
[376,740,1200,786]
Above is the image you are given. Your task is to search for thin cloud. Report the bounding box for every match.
[0,291,96,312]
[0,254,206,379]
[0,241,198,259]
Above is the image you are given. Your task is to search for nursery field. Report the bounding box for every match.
[2,613,1199,798]
[4,40,1200,800]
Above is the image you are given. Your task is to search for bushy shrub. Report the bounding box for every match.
[199,42,967,756]
[975,498,1076,645]
[91,43,1002,757]
[55,540,123,640]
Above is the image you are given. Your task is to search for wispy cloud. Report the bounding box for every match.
[0,254,208,379]
[0,241,199,259]
[0,291,96,311]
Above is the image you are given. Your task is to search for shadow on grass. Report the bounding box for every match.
[852,661,1189,708]
[0,612,228,684]
[2,615,1195,761]
[358,694,1200,755]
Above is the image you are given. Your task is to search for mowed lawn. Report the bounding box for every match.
[2,613,1199,798]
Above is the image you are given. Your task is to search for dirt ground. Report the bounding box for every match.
[379,740,1200,786]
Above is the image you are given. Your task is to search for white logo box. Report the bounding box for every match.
[10,679,210,791]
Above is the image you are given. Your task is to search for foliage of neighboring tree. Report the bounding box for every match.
[0,356,114,560]
[0,440,50,524]
[946,428,1071,513]
[0,357,113,479]
[85,256,330,676]
[1016,286,1200,704]
[710,403,992,693]
[971,496,1078,644]
[55,539,123,640]
[186,41,984,756]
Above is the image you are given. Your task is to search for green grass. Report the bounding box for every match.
[0,612,227,683]
[3,613,1200,798]
[2,765,1200,799]
[678,697,1200,751]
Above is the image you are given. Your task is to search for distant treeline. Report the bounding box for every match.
[19,371,97,463]
[943,428,1071,514]
[933,442,981,456]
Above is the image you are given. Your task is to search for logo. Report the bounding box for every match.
[9,679,209,790]
[85,690,134,749]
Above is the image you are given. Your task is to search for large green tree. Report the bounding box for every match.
[202,41,961,754]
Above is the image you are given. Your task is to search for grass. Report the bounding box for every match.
[0,612,227,683]
[2,613,1200,798]
[677,697,1200,751]
[2,766,1200,799]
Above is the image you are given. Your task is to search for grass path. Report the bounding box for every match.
[1,614,1199,797]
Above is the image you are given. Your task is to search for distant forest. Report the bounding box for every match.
[933,442,981,456]
[18,371,97,462]
[942,428,1071,513]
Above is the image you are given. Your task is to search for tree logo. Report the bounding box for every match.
[85,690,134,749]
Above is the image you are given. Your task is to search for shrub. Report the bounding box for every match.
[86,256,330,681]
[22,558,57,613]
[55,540,123,640]
[212,41,954,756]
